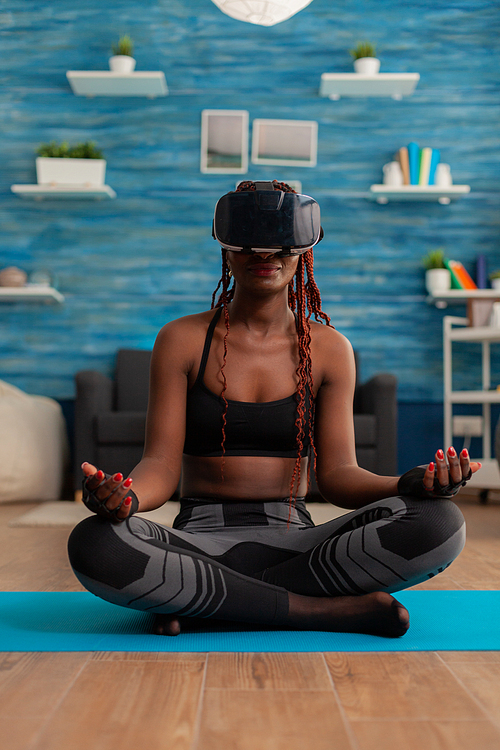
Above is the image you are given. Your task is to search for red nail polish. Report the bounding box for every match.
[429,462,435,472]
[437,450,444,460]
[113,473,123,482]
[123,477,133,487]
[96,470,104,480]
[461,449,469,458]
[124,496,132,505]
[448,446,456,457]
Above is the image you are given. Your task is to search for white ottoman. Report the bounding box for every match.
[0,380,69,502]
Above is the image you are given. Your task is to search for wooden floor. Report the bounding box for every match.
[1,495,500,750]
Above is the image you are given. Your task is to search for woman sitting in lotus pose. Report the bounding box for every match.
[68,180,479,637]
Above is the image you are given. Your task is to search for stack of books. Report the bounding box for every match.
[395,143,441,186]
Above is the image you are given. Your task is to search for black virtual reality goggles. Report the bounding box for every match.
[212,181,323,257]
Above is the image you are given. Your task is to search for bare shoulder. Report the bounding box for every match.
[152,309,217,372]
[310,320,356,385]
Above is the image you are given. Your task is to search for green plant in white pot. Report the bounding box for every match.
[422,249,451,295]
[349,41,380,75]
[35,141,106,186]
[109,35,135,73]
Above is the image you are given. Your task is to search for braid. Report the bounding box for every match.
[212,250,234,480]
[210,181,333,510]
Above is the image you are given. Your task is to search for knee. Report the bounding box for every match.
[416,498,466,561]
[68,516,149,592]
[378,498,466,563]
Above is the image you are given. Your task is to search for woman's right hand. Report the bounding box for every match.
[81,462,135,522]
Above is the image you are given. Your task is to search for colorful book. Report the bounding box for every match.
[447,260,478,290]
[407,142,420,185]
[444,259,464,289]
[419,147,433,185]
[428,148,440,185]
[397,147,410,185]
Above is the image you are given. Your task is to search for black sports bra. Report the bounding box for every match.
[183,307,311,458]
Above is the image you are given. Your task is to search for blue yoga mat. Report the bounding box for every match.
[1,591,498,652]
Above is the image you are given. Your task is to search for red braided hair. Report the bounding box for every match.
[211,180,333,510]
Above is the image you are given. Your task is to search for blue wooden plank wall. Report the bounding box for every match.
[0,0,499,403]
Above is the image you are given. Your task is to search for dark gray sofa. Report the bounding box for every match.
[74,349,398,498]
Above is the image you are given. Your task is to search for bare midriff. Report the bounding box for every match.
[181,454,310,501]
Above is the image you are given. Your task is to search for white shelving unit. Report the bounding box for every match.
[443,315,500,491]
[11,185,116,200]
[66,71,168,98]
[369,185,470,204]
[0,286,64,304]
[319,72,420,100]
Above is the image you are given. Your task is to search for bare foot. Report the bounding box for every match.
[287,591,410,638]
[153,613,182,636]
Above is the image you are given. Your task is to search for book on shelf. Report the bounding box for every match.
[407,142,420,185]
[418,147,433,185]
[428,148,440,185]
[396,146,410,185]
[444,259,478,290]
[476,254,488,289]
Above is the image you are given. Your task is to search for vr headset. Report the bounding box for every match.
[212,181,323,257]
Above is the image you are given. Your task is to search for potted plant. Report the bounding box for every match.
[349,41,380,75]
[489,270,500,290]
[109,35,136,73]
[422,248,451,295]
[35,141,106,186]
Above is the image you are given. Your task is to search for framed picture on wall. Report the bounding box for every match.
[251,119,318,167]
[200,110,249,174]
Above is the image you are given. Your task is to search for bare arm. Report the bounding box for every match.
[313,328,480,509]
[313,329,398,508]
[82,317,195,517]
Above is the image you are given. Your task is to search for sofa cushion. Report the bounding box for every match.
[115,349,152,411]
[353,414,376,446]
[0,380,69,502]
[95,412,147,444]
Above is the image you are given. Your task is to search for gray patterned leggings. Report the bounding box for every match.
[68,495,466,627]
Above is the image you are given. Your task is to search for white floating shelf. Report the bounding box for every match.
[0,286,64,304]
[66,71,168,97]
[11,184,116,200]
[369,185,470,204]
[428,290,500,307]
[319,73,420,100]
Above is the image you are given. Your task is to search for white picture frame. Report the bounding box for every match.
[251,119,318,167]
[200,110,249,174]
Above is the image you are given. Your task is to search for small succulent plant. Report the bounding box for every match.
[349,41,377,60]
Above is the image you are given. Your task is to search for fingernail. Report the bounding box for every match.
[96,470,104,480]
[461,448,469,458]
[437,450,444,460]
[81,462,87,469]
[113,473,123,482]
[448,446,456,457]
[124,496,132,505]
[429,462,435,472]
[123,477,133,487]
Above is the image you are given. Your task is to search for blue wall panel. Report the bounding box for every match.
[0,0,499,403]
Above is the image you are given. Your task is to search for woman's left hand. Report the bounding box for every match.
[398,447,482,499]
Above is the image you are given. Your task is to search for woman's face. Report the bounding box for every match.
[226,250,301,296]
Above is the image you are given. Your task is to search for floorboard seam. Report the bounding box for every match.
[437,653,500,730]
[24,652,92,750]
[320,653,360,750]
[190,653,209,750]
